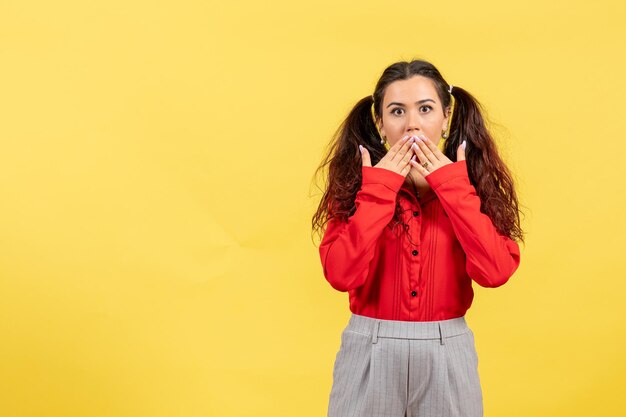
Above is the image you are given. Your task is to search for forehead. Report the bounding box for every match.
[383,76,438,104]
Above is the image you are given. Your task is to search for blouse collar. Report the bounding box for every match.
[399,181,437,206]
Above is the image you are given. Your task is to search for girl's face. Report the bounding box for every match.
[377,75,450,148]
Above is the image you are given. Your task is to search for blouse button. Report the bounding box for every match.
[411,290,417,297]
[413,211,419,216]
[412,250,419,256]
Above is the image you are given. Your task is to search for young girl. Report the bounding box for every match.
[312,59,524,417]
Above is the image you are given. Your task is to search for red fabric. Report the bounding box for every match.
[319,160,521,321]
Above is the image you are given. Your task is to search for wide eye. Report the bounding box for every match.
[391,106,433,116]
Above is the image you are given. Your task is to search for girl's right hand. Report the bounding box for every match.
[359,135,416,177]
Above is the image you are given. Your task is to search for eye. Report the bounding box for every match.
[390,105,433,116]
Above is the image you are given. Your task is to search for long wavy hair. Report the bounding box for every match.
[311,59,525,245]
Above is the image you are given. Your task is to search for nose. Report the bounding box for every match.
[406,110,421,135]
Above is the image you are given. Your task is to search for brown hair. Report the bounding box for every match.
[311,59,525,245]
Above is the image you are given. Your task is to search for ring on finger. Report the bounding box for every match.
[421,161,429,168]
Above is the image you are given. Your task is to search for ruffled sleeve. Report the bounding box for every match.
[425,160,521,287]
[319,166,405,292]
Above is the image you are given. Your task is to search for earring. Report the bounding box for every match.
[382,135,390,151]
[438,131,448,152]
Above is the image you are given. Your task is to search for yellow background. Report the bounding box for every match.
[1,0,625,416]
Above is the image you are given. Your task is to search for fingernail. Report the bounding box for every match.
[359,144,364,152]
[462,140,466,149]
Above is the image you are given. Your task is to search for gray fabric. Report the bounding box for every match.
[328,313,483,417]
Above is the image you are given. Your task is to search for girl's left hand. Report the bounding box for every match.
[409,134,467,176]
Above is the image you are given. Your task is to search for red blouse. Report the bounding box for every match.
[319,160,521,321]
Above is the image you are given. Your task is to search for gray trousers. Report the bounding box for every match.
[327,313,483,417]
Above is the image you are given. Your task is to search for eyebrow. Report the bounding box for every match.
[386,99,436,108]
